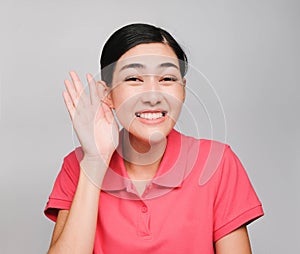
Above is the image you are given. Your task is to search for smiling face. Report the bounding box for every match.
[107,43,186,145]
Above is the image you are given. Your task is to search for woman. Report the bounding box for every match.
[44,23,264,254]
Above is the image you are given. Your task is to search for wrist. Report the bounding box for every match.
[80,156,111,188]
[82,153,112,166]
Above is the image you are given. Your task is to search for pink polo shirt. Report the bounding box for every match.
[44,129,264,253]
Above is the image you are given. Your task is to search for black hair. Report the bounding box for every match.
[100,23,188,85]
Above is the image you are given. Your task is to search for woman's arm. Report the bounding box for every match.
[49,210,69,247]
[47,159,106,254]
[47,71,118,253]
[215,226,252,254]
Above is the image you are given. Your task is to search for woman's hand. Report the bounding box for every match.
[63,71,119,165]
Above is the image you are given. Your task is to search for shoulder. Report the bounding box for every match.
[173,129,229,148]
[175,130,231,159]
[175,131,242,186]
[197,139,249,187]
[57,146,84,183]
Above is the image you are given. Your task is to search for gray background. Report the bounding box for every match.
[1,0,299,253]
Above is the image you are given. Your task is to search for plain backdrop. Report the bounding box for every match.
[0,0,299,253]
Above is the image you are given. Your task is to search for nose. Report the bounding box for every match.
[140,76,163,106]
[141,90,163,106]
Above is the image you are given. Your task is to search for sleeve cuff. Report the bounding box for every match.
[214,205,264,242]
[44,198,72,222]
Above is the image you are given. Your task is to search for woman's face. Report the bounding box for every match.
[107,43,186,144]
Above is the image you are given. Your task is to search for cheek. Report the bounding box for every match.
[111,90,138,128]
[110,85,131,109]
[168,97,184,122]
[167,89,185,112]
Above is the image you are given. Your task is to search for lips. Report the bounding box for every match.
[135,110,167,120]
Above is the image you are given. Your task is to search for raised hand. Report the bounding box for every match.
[63,71,119,165]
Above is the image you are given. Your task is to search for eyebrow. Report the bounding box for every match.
[120,63,144,71]
[159,62,179,69]
[119,62,179,71]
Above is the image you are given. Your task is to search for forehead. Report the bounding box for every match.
[116,43,179,72]
[119,43,178,60]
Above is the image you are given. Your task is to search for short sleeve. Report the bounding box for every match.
[213,146,264,242]
[44,147,83,222]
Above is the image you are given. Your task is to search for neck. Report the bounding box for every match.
[121,130,167,180]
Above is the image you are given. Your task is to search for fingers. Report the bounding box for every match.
[102,102,115,124]
[64,71,90,109]
[96,80,108,100]
[63,70,113,123]
[69,71,84,94]
[64,79,79,107]
[86,73,98,105]
[62,90,75,120]
[66,71,107,107]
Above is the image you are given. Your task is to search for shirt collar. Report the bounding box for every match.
[101,129,199,195]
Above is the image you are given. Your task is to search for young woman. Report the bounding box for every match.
[44,23,264,254]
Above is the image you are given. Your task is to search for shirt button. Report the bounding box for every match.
[141,205,148,213]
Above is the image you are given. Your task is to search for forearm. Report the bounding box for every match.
[48,158,107,254]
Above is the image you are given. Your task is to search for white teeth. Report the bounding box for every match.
[139,112,163,119]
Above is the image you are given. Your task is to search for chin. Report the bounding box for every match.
[148,130,167,144]
[131,125,173,144]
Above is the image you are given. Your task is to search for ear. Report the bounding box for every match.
[103,92,114,109]
[96,81,114,109]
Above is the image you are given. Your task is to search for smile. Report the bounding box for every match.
[135,111,167,120]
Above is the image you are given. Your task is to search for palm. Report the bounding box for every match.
[63,71,119,164]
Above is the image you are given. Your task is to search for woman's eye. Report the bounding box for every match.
[164,77,177,81]
[160,76,178,84]
[125,77,142,82]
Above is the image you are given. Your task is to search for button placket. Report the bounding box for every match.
[141,205,148,213]
[137,202,152,239]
